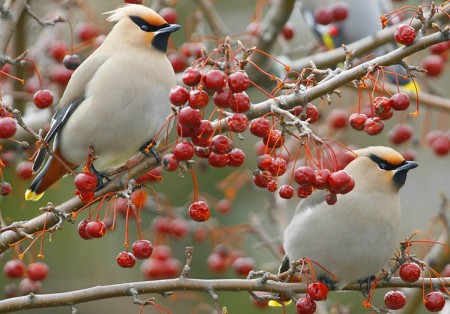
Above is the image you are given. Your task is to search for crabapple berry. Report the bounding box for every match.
[227,71,250,92]
[189,201,211,222]
[19,278,42,295]
[282,24,295,40]
[330,2,349,22]
[208,152,230,168]
[85,220,106,238]
[399,262,421,282]
[78,219,92,240]
[314,169,330,190]
[4,259,25,278]
[159,7,177,24]
[314,6,333,25]
[26,262,49,281]
[294,166,316,185]
[16,161,33,180]
[232,257,255,276]
[268,157,287,176]
[161,153,179,171]
[390,92,410,111]
[203,69,226,91]
[188,89,209,109]
[307,282,329,301]
[364,117,384,135]
[0,117,17,139]
[250,117,271,138]
[372,97,391,116]
[63,54,81,70]
[228,148,245,167]
[178,106,201,128]
[253,171,272,188]
[424,291,445,312]
[74,172,98,193]
[116,251,136,268]
[213,88,233,108]
[173,142,195,161]
[296,297,317,314]
[263,129,285,148]
[384,290,406,310]
[303,103,319,123]
[182,66,202,86]
[388,124,413,145]
[328,109,348,129]
[422,55,445,77]
[325,193,337,205]
[230,92,251,112]
[395,24,416,45]
[169,86,189,106]
[328,170,352,193]
[210,135,233,154]
[279,185,294,199]
[0,182,12,196]
[33,89,54,109]
[297,184,313,198]
[207,253,227,273]
[349,113,367,131]
[227,113,248,133]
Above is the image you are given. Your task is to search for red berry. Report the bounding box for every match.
[314,169,330,189]
[168,53,187,73]
[426,130,445,145]
[422,55,445,77]
[0,117,17,139]
[388,124,413,145]
[161,153,179,171]
[159,7,177,24]
[228,148,245,167]
[210,135,233,154]
[390,93,410,111]
[213,88,233,108]
[399,263,421,282]
[257,154,272,171]
[228,113,248,133]
[303,103,319,123]
[250,118,271,138]
[296,297,317,314]
[325,193,337,205]
[364,117,384,135]
[33,89,54,109]
[189,201,210,222]
[179,42,203,59]
[230,92,251,113]
[263,129,285,148]
[85,220,106,238]
[232,257,255,276]
[327,109,348,129]
[328,170,352,193]
[294,166,316,185]
[48,41,68,61]
[16,161,33,180]
[208,152,230,167]
[203,69,226,91]
[77,219,92,240]
[132,240,153,259]
[349,113,367,131]
[178,106,201,128]
[182,66,202,86]
[279,185,294,199]
[282,24,295,40]
[424,292,445,312]
[395,24,416,45]
[131,189,147,208]
[4,259,25,278]
[0,182,12,196]
[177,123,194,138]
[401,149,416,161]
[173,142,195,161]
[307,282,329,301]
[384,291,406,310]
[228,71,250,92]
[253,170,272,188]
[193,120,214,139]
[26,262,49,281]
[63,54,81,70]
[169,86,189,106]
[314,6,333,25]
[268,157,287,176]
[266,180,278,192]
[49,64,73,86]
[171,218,189,238]
[74,172,98,193]
[207,253,227,273]
[4,283,18,298]
[75,22,99,41]
[372,96,391,116]
[330,2,349,22]
[188,89,209,109]
[141,258,163,279]
[429,41,448,54]
[116,251,136,268]
[297,184,313,198]
[136,167,162,183]
[430,135,450,156]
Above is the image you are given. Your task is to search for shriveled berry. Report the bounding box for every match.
[161,153,179,171]
[257,154,272,171]
[228,113,248,133]
[208,152,230,167]
[303,103,319,123]
[395,24,416,45]
[116,251,136,268]
[228,148,245,167]
[294,166,315,185]
[189,201,210,222]
[210,135,233,154]
[279,185,294,199]
[372,97,391,116]
[268,157,287,176]
[250,118,271,138]
[384,291,406,310]
[307,282,328,301]
[263,129,284,148]
[228,71,250,92]
[266,180,278,192]
[253,170,272,188]
[230,92,251,113]
[296,297,317,314]
[325,193,337,205]
[314,169,330,189]
[364,117,384,135]
[349,113,367,131]
[297,184,313,198]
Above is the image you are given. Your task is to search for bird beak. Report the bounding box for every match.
[396,160,418,172]
[157,24,181,34]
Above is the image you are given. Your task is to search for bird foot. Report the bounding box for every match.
[90,164,111,191]
[358,275,376,298]
[140,141,161,163]
[318,275,337,289]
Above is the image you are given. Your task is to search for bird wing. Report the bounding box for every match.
[32,53,110,172]
[294,189,328,214]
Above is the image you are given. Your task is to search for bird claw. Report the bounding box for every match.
[358,275,376,298]
[140,141,161,163]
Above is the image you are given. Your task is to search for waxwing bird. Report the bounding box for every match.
[25,4,180,201]
[271,146,417,305]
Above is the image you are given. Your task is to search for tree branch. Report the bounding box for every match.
[0,0,26,57]
[0,276,449,313]
[192,0,230,37]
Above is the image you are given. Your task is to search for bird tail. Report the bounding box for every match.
[25,150,76,201]
[268,255,293,307]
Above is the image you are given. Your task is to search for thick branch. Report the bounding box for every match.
[0,276,449,313]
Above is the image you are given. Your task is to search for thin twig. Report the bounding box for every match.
[24,3,67,26]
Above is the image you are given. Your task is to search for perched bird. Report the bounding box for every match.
[273,146,417,304]
[25,4,180,201]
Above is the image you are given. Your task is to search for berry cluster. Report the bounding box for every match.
[421,39,450,77]
[313,2,349,25]
[140,245,181,279]
[207,245,255,276]
[296,282,329,314]
[3,259,49,297]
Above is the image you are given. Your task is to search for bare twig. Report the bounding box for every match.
[192,0,229,37]
[24,3,67,26]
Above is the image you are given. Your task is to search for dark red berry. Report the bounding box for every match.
[0,117,17,139]
[230,92,251,113]
[257,154,272,171]
[182,66,202,86]
[422,55,445,77]
[4,259,25,278]
[228,148,245,167]
[297,184,313,198]
[161,153,180,171]
[169,86,189,106]
[208,152,230,167]
[188,89,209,109]
[216,199,232,214]
[388,124,413,145]
[74,172,98,193]
[325,193,337,205]
[296,297,317,314]
[173,142,195,161]
[78,219,92,240]
[63,54,81,70]
[193,120,214,139]
[85,220,106,238]
[75,22,99,42]
[328,170,352,193]
[327,109,348,129]
[399,263,421,282]
[282,24,295,40]
[210,135,233,154]
[429,41,448,54]
[253,170,272,188]
[33,89,54,109]
[232,257,255,276]
[207,253,227,273]
[26,262,49,281]
[16,161,33,180]
[424,292,445,312]
[250,118,271,138]
[279,185,294,199]
[132,240,153,259]
[314,169,330,190]
[168,53,186,73]
[364,117,384,135]
[395,24,416,45]
[384,290,406,310]
[228,113,248,133]
[263,129,284,148]
[203,69,226,91]
[48,41,68,61]
[330,2,349,22]
[303,103,319,123]
[228,71,250,92]
[189,201,211,222]
[159,7,177,24]
[116,251,136,268]
[314,6,333,25]
[0,182,12,196]
[372,96,391,115]
[268,157,287,176]
[349,113,367,131]
[213,88,233,108]
[178,106,201,128]
[294,166,315,185]
[390,93,410,111]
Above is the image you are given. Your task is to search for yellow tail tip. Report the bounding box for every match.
[25,189,44,201]
[268,300,292,307]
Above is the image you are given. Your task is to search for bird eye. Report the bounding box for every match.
[140,25,150,32]
[379,162,388,170]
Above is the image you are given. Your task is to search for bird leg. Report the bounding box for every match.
[140,140,161,163]
[90,163,111,191]
[317,275,337,289]
[357,275,376,298]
